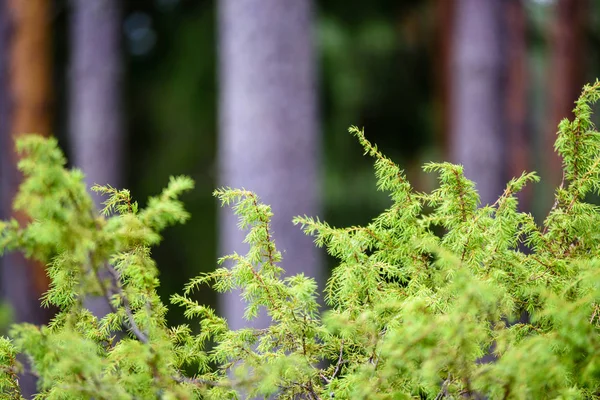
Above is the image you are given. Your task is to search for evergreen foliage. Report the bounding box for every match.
[3,82,600,398]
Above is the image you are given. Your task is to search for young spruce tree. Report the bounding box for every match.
[3,82,600,398]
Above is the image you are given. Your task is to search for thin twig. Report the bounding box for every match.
[174,374,224,388]
[101,262,149,344]
[434,376,451,400]
[331,340,345,380]
[591,303,599,324]
[304,382,322,400]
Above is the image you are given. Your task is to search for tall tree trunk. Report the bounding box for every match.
[449,0,506,206]
[0,0,53,396]
[0,0,52,324]
[546,0,586,192]
[505,0,530,209]
[69,0,123,205]
[218,0,321,330]
[69,0,123,318]
[434,0,454,156]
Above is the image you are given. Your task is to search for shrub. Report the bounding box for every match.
[3,82,600,399]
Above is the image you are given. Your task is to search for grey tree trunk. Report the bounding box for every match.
[69,0,123,205]
[69,0,123,318]
[450,0,506,206]
[218,0,321,330]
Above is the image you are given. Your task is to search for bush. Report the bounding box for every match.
[3,82,600,399]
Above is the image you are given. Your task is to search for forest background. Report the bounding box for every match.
[0,0,596,339]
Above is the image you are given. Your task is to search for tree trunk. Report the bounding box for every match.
[69,0,123,205]
[218,0,321,330]
[434,0,454,156]
[0,0,53,324]
[449,0,506,206]
[69,0,123,318]
[505,0,530,209]
[546,0,586,191]
[0,0,53,396]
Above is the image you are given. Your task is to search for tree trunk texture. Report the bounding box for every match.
[546,0,586,191]
[0,0,53,396]
[434,0,454,156]
[450,0,507,206]
[69,0,123,318]
[69,0,123,205]
[0,0,53,325]
[504,0,531,210]
[218,0,321,330]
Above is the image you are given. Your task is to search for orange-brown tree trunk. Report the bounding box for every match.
[1,0,52,324]
[546,0,587,193]
[0,1,53,396]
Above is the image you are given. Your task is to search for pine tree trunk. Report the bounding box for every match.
[0,0,52,325]
[69,0,123,318]
[434,0,454,156]
[218,0,322,330]
[0,0,53,396]
[505,0,530,209]
[546,0,586,191]
[69,0,123,205]
[449,0,506,206]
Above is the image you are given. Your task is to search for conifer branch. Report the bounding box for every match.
[104,263,150,344]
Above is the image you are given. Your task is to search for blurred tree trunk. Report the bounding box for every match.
[545,0,586,191]
[0,0,53,396]
[505,0,530,209]
[449,0,506,206]
[69,0,123,318]
[218,0,321,330]
[0,0,52,324]
[434,0,454,156]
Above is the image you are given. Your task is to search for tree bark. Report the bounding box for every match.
[449,0,506,206]
[0,0,53,396]
[69,0,123,318]
[0,0,53,325]
[69,0,123,205]
[218,0,321,330]
[505,0,530,209]
[434,0,454,156]
[546,0,586,191]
